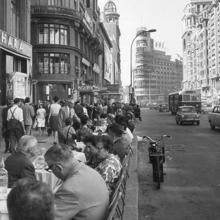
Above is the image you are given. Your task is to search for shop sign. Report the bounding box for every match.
[83,11,93,34]
[82,58,90,67]
[0,29,23,52]
[93,63,100,74]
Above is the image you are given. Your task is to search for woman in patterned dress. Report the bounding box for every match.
[94,135,122,192]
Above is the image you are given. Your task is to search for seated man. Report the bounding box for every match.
[44,143,109,220]
[7,179,54,220]
[107,123,130,161]
[5,135,38,188]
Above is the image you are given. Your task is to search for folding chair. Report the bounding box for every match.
[107,192,123,220]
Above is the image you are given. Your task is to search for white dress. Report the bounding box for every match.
[36,108,46,128]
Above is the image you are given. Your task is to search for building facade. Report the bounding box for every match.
[102,0,122,103]
[207,0,220,105]
[182,0,211,104]
[31,0,104,104]
[0,0,32,105]
[133,28,183,106]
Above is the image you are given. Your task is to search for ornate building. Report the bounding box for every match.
[31,0,104,103]
[182,0,211,103]
[102,0,122,103]
[134,28,183,106]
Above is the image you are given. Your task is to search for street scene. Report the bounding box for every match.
[136,109,220,220]
[0,0,220,220]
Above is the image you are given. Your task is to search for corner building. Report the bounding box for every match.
[134,28,183,106]
[31,0,103,103]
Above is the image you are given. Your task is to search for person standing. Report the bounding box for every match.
[48,96,61,143]
[7,98,25,152]
[36,103,46,136]
[22,97,35,135]
[2,99,13,153]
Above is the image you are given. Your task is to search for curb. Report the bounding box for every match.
[123,135,139,220]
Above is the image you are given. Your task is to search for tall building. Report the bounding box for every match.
[133,28,183,106]
[102,0,122,102]
[207,0,220,105]
[31,0,104,104]
[182,0,211,103]
[0,0,32,105]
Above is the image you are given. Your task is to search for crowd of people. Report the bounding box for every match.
[2,96,142,220]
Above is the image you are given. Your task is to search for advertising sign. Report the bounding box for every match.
[104,41,112,83]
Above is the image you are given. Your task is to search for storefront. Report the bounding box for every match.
[0,29,32,105]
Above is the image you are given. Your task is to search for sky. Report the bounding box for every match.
[98,0,190,86]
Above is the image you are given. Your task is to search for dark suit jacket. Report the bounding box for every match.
[5,152,36,188]
[54,162,109,220]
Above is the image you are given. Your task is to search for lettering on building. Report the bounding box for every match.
[0,29,23,52]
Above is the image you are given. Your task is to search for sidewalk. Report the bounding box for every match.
[123,135,139,220]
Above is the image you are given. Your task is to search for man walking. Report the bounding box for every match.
[7,98,25,152]
[22,97,35,135]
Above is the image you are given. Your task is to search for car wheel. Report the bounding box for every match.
[210,123,215,130]
[197,121,200,126]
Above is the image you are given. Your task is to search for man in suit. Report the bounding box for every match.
[44,143,109,220]
[22,97,35,135]
[5,135,37,188]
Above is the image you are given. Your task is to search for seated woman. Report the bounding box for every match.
[77,115,93,142]
[107,123,130,161]
[95,135,122,192]
[83,135,99,168]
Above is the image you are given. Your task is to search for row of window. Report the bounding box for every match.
[38,53,70,75]
[39,24,68,45]
[37,24,97,63]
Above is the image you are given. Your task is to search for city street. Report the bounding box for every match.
[136,109,220,220]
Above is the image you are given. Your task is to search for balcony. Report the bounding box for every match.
[31,5,83,20]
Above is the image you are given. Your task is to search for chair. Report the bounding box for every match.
[107,192,123,220]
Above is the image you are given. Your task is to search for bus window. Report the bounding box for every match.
[182,95,190,102]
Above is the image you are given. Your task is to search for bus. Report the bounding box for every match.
[168,90,201,115]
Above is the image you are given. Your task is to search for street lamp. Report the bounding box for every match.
[129,29,156,104]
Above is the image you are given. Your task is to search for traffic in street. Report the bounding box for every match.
[136,109,220,220]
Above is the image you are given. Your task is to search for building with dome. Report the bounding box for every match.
[101,0,122,103]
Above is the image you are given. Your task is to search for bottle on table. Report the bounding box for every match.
[0,157,8,198]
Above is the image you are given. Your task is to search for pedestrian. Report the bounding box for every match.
[22,97,35,135]
[36,103,46,136]
[48,96,61,143]
[2,99,13,153]
[7,98,25,153]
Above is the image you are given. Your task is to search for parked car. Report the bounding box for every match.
[208,105,220,129]
[175,106,200,125]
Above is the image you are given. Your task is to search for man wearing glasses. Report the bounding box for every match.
[44,143,109,220]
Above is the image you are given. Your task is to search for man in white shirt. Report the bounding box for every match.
[7,98,25,153]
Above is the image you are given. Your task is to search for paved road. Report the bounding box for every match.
[136,109,220,220]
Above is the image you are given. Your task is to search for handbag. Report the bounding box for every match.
[33,118,38,129]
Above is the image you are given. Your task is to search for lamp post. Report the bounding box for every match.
[129,29,156,104]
